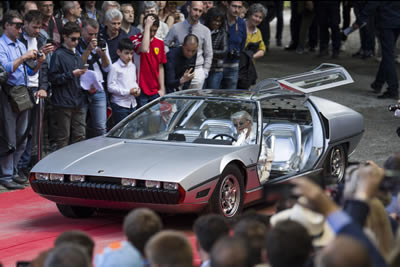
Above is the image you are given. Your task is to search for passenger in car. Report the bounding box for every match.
[231,111,273,183]
[231,110,256,145]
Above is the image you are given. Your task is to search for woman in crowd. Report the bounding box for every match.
[244,3,267,59]
[203,7,228,89]
[156,1,174,28]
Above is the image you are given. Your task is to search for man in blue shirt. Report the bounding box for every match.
[221,1,247,90]
[0,10,45,190]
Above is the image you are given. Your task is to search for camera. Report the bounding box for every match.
[228,49,241,60]
[388,105,400,112]
[380,169,400,192]
[97,33,107,50]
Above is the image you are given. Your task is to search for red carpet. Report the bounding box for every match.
[0,188,200,267]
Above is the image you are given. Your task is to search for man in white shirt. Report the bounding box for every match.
[107,38,140,126]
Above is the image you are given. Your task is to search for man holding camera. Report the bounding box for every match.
[165,34,198,93]
[0,11,47,190]
[16,10,53,183]
[221,1,247,90]
[77,18,111,137]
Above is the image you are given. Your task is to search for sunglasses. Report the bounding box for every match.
[234,120,248,127]
[10,22,23,29]
[69,37,80,42]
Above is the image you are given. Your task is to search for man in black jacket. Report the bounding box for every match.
[165,34,198,93]
[49,22,88,150]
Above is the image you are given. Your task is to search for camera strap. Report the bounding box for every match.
[17,45,28,86]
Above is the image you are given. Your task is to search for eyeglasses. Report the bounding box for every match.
[10,22,23,29]
[234,120,249,127]
[69,37,80,42]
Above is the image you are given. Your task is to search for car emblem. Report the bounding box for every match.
[98,170,104,174]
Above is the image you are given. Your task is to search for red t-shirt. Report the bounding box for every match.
[130,34,167,96]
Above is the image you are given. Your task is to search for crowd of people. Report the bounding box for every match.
[0,1,398,191]
[2,153,400,267]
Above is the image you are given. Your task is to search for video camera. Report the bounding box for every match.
[227,48,241,60]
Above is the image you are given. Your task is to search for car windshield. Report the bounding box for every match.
[108,97,258,145]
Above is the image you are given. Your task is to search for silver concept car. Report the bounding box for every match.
[30,64,364,218]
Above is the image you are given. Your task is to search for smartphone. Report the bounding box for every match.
[46,39,54,45]
[380,169,400,192]
[83,64,89,69]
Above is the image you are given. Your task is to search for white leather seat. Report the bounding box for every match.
[263,122,302,173]
[199,119,236,139]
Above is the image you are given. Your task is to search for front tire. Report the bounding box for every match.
[56,204,95,218]
[209,165,244,218]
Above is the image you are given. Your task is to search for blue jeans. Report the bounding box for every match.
[204,71,223,89]
[110,102,136,126]
[220,66,239,89]
[136,93,159,108]
[0,102,29,182]
[18,87,38,169]
[86,90,107,137]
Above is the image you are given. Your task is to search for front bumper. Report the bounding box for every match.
[30,180,207,213]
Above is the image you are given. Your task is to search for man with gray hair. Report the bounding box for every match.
[77,18,111,137]
[137,1,169,40]
[101,8,128,63]
[165,1,213,89]
[62,1,82,25]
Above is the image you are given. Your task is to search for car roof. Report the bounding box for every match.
[168,87,297,101]
[168,64,353,101]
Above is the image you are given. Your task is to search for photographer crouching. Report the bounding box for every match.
[165,34,198,93]
[0,10,49,190]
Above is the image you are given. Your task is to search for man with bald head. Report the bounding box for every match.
[165,1,212,89]
[165,34,199,93]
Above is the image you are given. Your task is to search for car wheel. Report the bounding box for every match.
[56,204,95,218]
[326,145,347,184]
[209,165,244,218]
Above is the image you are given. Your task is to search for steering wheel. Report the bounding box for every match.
[212,134,237,142]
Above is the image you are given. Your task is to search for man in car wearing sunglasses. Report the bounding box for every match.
[0,10,46,190]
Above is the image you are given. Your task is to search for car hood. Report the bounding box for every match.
[32,137,247,184]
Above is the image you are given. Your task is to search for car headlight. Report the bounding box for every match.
[163,182,178,190]
[121,178,136,187]
[70,175,85,182]
[49,173,64,182]
[35,173,49,181]
[145,180,160,189]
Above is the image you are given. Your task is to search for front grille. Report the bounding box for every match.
[31,180,181,204]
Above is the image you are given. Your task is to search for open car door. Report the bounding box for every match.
[277,63,354,94]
